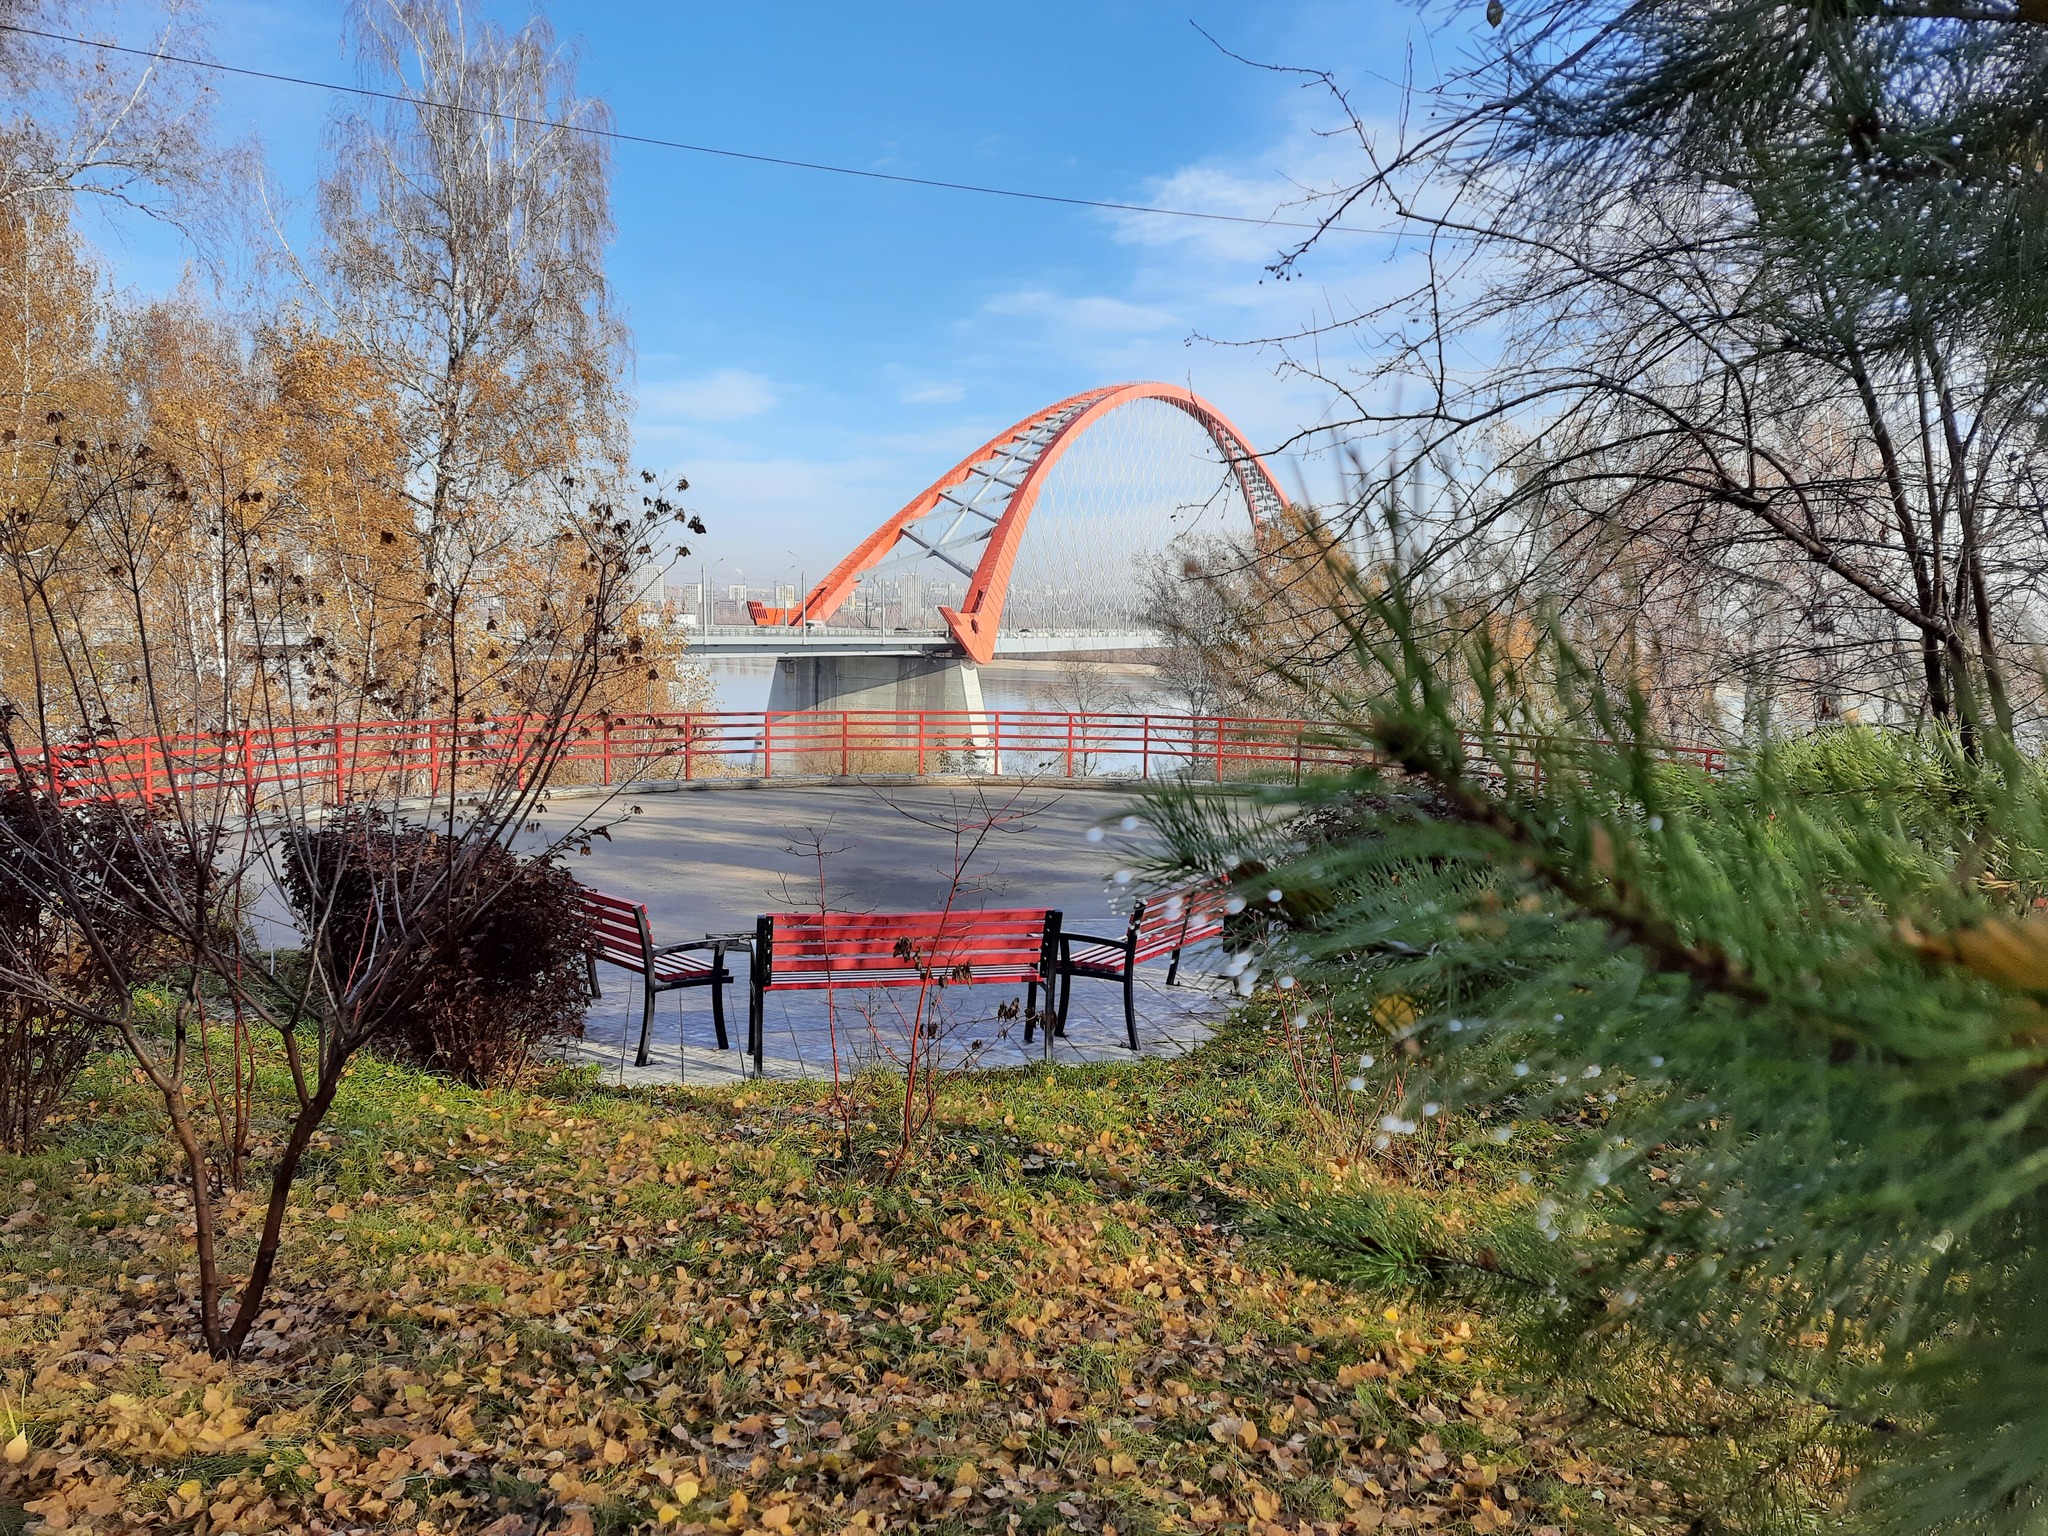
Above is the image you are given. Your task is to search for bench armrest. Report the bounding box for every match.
[652,937,737,956]
[1060,931,1128,949]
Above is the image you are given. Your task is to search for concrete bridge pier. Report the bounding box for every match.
[763,654,993,771]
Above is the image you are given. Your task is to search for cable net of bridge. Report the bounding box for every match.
[849,394,1267,637]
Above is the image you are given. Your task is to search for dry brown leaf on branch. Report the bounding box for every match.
[1899,914,2048,991]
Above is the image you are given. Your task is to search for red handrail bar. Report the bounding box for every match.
[2,708,1729,808]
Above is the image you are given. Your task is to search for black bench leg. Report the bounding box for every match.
[710,971,730,1051]
[1123,965,1139,1051]
[1056,966,1073,1035]
[748,983,764,1076]
[635,977,656,1068]
[586,953,602,1001]
[1166,948,1182,988]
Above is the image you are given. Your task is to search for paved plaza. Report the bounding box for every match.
[518,780,1228,1086]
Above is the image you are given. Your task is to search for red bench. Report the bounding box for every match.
[580,889,735,1066]
[747,908,1062,1072]
[1034,881,1232,1050]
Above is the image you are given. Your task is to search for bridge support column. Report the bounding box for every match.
[764,655,993,773]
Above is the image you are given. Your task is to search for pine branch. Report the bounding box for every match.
[1366,714,1773,1006]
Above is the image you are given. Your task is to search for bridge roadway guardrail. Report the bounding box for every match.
[8,708,1729,809]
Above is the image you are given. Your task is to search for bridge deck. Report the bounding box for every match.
[521,782,1225,1086]
[685,627,1163,658]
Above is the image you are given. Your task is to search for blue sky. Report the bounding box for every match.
[80,0,1449,584]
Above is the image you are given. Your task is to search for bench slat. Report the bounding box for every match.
[766,965,1041,990]
[1131,884,1229,963]
[761,908,1055,992]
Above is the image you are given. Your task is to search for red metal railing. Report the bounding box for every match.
[7,708,1728,809]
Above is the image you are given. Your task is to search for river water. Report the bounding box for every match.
[696,657,1183,716]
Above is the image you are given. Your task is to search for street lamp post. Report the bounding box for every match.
[785,550,810,629]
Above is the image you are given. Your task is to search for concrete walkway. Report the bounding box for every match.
[518,781,1227,1087]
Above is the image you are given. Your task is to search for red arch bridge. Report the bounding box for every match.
[689,381,1285,719]
[5,382,1732,805]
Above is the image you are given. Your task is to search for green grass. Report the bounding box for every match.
[0,1015,1728,1534]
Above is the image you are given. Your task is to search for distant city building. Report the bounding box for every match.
[629,564,665,608]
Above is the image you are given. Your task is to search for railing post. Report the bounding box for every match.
[18,708,1732,813]
[991,712,1002,777]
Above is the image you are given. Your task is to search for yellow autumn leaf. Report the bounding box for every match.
[1901,913,2048,990]
[176,1480,202,1500]
[1951,918,2048,990]
[671,1478,700,1505]
[1251,1486,1281,1521]
[1371,993,1417,1029]
[1589,822,1617,877]
[3,1432,25,1464]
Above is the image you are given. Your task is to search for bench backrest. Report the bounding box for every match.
[579,888,652,971]
[759,908,1059,990]
[1131,882,1230,964]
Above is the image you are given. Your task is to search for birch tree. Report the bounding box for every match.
[317,0,632,721]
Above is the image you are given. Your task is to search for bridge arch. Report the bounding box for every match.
[747,382,1286,664]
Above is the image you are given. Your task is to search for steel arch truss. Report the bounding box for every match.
[747,381,1286,664]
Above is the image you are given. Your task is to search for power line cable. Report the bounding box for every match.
[0,21,1371,238]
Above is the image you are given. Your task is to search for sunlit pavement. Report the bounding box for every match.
[513,781,1229,1087]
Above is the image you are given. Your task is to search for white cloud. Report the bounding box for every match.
[637,368,780,426]
[939,107,1432,485]
[665,451,918,575]
[639,100,1432,585]
[1104,110,1396,261]
[982,289,1179,335]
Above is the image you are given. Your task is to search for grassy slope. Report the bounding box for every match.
[0,1023,1670,1536]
